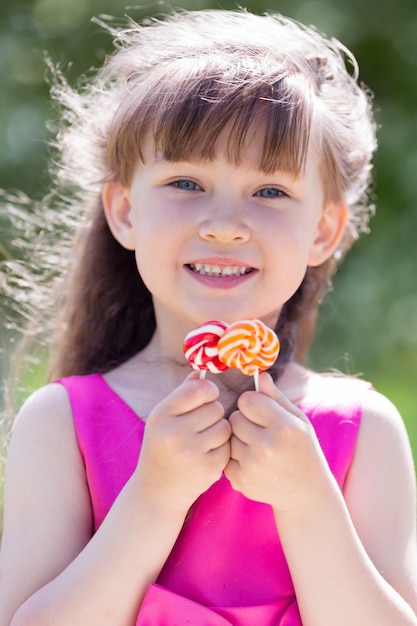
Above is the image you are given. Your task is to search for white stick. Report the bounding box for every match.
[199,370,207,380]
[254,370,259,392]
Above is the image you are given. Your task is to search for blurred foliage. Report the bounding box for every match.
[0,0,417,458]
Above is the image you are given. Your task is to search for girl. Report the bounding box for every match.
[1,9,417,626]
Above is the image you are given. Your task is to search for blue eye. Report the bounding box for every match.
[255,187,284,198]
[173,179,202,191]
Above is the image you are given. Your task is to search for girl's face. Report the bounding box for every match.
[103,131,347,336]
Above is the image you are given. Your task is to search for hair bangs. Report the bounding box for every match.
[108,61,314,182]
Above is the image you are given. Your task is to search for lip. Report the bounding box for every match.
[187,256,255,268]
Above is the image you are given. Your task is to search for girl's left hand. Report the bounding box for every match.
[224,372,328,510]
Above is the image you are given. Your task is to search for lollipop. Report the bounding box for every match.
[183,320,229,377]
[218,319,280,390]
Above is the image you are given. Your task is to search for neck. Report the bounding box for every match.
[144,323,190,367]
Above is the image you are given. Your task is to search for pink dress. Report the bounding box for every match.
[58,374,369,626]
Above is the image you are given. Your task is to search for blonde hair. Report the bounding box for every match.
[7,9,378,380]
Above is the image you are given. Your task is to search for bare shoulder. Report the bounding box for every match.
[351,385,415,480]
[10,381,77,446]
[282,364,412,447]
[279,362,372,405]
[345,384,416,518]
[5,381,91,531]
[0,383,92,624]
[5,382,86,499]
[304,368,372,400]
[301,369,411,442]
[298,369,416,497]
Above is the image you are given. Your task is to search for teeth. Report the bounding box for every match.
[190,263,251,276]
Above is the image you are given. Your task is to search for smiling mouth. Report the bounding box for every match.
[187,263,254,277]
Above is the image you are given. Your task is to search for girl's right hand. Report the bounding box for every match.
[135,372,232,514]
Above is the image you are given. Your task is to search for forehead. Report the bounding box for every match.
[109,57,317,183]
[140,121,309,174]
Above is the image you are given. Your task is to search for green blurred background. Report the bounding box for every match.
[1,0,416,468]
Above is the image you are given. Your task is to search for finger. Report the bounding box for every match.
[185,400,226,434]
[229,431,247,461]
[229,410,262,445]
[200,418,232,452]
[236,390,278,428]
[237,373,308,427]
[224,457,240,486]
[155,373,220,418]
[206,440,232,475]
[258,373,307,420]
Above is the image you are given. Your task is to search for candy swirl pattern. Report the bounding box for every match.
[217,319,280,375]
[183,320,229,373]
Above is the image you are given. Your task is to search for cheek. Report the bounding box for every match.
[262,219,315,294]
[264,215,314,263]
[132,215,182,285]
[135,207,186,241]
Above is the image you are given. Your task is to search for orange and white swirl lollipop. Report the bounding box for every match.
[217,319,280,390]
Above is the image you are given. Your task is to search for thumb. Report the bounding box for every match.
[257,371,281,399]
[182,370,220,398]
[258,372,309,422]
[184,370,202,382]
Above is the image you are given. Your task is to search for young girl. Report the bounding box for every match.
[1,9,417,626]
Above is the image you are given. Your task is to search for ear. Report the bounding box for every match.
[308,200,349,267]
[102,181,136,250]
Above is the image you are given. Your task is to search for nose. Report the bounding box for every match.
[198,204,250,244]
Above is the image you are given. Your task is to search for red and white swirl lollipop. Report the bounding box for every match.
[218,319,280,390]
[183,320,229,377]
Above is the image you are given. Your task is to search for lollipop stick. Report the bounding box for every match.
[254,369,260,392]
[199,370,207,380]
